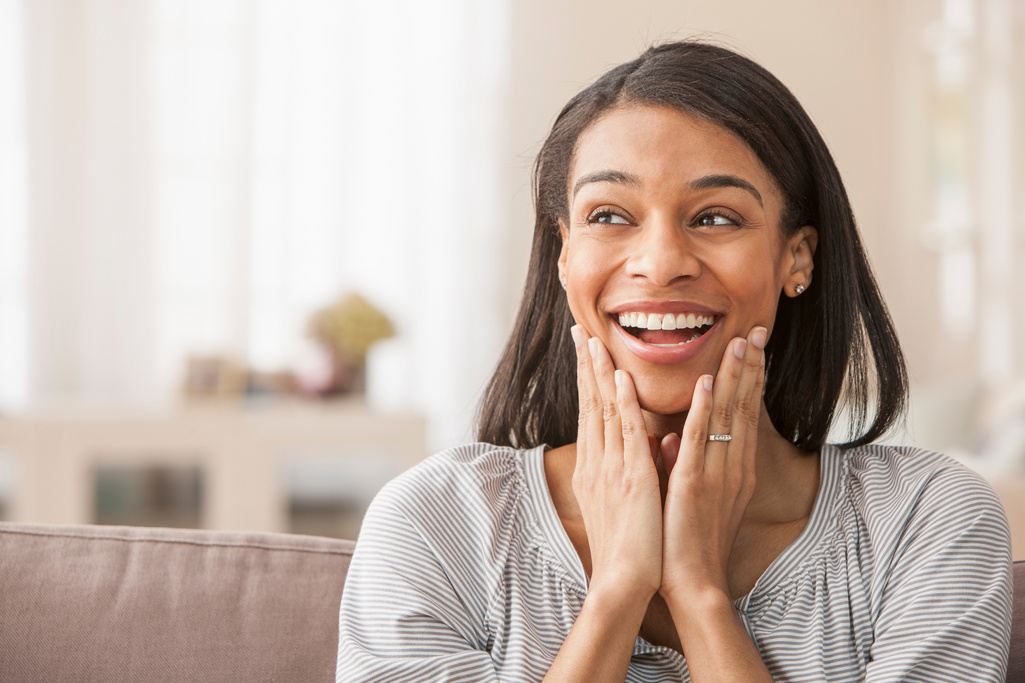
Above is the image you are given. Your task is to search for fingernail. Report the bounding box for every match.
[733,338,747,359]
[614,369,625,389]
[752,327,768,350]
[570,325,585,348]
[702,375,713,392]
[587,337,600,358]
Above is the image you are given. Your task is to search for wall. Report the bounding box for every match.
[498,0,1025,455]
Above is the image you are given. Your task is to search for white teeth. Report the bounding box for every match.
[616,312,716,330]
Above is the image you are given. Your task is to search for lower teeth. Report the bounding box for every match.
[650,331,703,347]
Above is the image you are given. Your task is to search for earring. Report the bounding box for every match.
[560,277,567,289]
[795,283,806,295]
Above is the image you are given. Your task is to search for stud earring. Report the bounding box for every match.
[795,283,806,295]
[560,277,567,289]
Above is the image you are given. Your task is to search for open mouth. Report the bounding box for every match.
[615,312,717,347]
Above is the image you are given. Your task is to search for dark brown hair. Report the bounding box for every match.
[477,41,907,452]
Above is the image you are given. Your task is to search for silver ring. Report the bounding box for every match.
[708,434,732,442]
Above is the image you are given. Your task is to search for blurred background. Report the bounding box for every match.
[0,0,1023,549]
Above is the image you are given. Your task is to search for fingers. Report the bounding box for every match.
[732,327,767,434]
[678,373,714,475]
[571,325,601,471]
[588,337,624,466]
[572,327,651,475]
[672,327,767,482]
[706,337,748,444]
[708,327,767,437]
[614,369,653,471]
[732,327,767,480]
[660,432,681,477]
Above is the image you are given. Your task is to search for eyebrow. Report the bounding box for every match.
[571,170,640,199]
[689,174,763,207]
[572,170,764,208]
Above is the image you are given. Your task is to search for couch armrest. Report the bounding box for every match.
[1010,561,1025,683]
[0,522,354,682]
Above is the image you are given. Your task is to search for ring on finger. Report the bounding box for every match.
[708,434,732,442]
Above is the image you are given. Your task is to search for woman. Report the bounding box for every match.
[337,42,1012,682]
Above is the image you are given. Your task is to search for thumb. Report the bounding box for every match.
[661,432,681,476]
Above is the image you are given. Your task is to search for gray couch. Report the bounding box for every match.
[0,522,352,682]
[0,521,1021,682]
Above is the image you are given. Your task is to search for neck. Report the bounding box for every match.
[641,410,688,439]
[640,401,817,520]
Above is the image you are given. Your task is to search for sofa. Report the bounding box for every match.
[0,521,1022,682]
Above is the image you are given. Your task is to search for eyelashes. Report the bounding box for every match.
[585,207,631,225]
[582,205,746,229]
[693,208,745,228]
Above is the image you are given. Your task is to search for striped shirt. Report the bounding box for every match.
[336,443,1012,682]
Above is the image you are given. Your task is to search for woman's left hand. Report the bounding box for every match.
[658,326,767,603]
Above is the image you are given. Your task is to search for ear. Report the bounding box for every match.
[783,226,817,297]
[557,219,569,284]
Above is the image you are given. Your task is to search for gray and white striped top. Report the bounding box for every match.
[336,443,1012,682]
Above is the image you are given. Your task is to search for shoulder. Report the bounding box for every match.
[837,443,1009,550]
[361,443,538,561]
[372,442,528,520]
[340,444,541,660]
[826,445,1012,680]
[841,443,1002,507]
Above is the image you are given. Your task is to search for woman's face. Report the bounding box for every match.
[559,104,815,417]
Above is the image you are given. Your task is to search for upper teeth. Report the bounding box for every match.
[618,312,716,331]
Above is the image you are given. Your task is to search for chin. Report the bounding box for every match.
[632,377,694,418]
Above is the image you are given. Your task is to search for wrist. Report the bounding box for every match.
[661,583,736,631]
[584,578,655,625]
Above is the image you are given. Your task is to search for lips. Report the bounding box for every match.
[616,311,716,346]
[606,303,723,364]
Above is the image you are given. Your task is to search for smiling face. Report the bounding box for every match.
[558,104,816,419]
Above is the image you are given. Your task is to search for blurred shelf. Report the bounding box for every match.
[0,398,426,534]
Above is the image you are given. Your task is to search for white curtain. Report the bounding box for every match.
[0,0,28,412]
[10,0,510,449]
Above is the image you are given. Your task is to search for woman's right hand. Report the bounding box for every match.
[570,325,663,603]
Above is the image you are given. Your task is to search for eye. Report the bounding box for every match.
[694,209,744,228]
[586,208,631,225]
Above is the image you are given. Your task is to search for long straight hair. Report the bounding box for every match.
[477,42,907,453]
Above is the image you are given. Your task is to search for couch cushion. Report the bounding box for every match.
[1010,561,1025,683]
[0,522,353,683]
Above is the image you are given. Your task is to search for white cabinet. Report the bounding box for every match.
[0,399,426,533]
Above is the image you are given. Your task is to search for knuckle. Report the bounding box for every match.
[734,395,756,419]
[744,407,760,428]
[578,396,601,421]
[601,399,618,421]
[620,418,639,438]
[714,404,734,426]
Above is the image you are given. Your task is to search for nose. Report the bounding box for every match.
[625,214,700,286]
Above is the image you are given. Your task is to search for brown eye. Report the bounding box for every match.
[695,210,742,228]
[588,210,630,225]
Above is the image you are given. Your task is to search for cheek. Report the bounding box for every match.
[717,252,784,320]
[564,242,617,300]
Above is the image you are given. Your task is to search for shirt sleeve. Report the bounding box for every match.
[864,467,1012,683]
[336,476,500,683]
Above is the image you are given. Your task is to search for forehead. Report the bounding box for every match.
[569,104,781,205]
